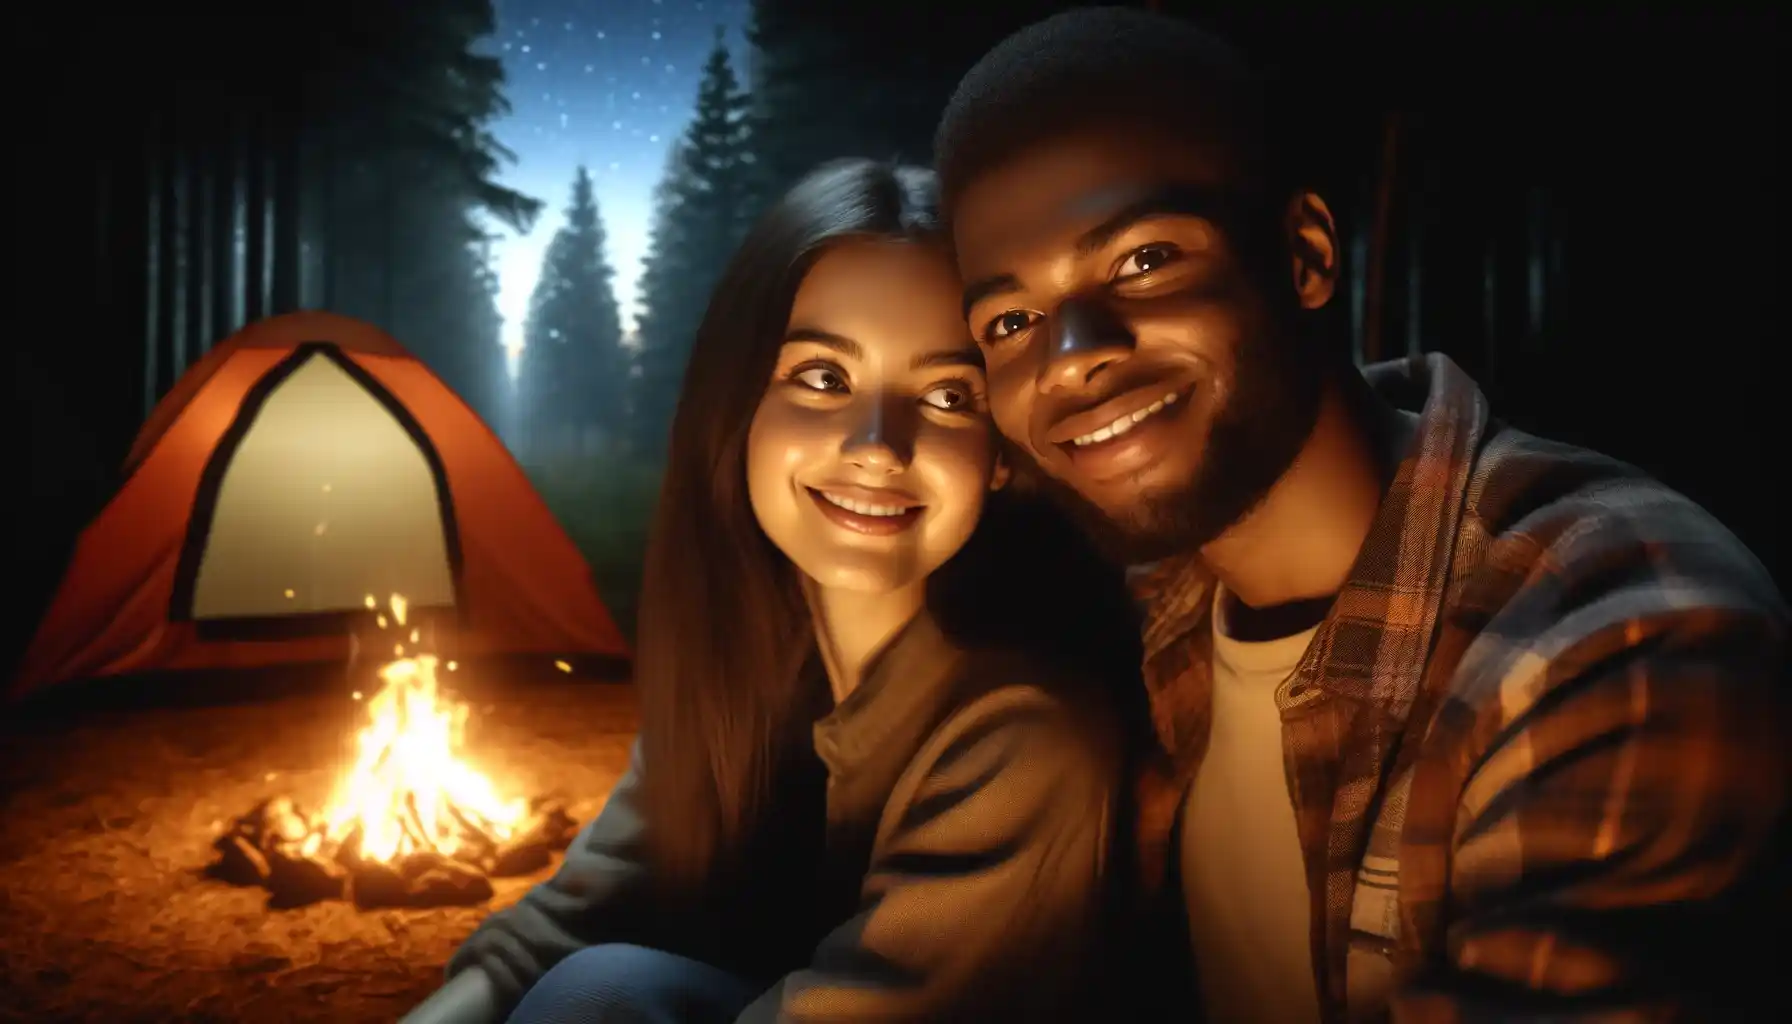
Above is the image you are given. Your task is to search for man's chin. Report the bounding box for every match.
[1033,472,1219,566]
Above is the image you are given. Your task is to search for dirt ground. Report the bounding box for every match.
[0,678,638,1024]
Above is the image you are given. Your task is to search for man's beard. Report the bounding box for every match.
[1012,322,1326,567]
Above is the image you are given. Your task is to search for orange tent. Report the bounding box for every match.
[11,312,630,698]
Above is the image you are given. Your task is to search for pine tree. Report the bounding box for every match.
[741,0,864,209]
[298,0,540,436]
[631,30,753,454]
[740,0,1085,212]
[519,166,628,453]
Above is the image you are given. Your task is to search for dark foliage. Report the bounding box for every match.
[519,167,630,452]
[631,30,756,456]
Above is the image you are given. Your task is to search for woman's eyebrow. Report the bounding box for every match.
[782,328,861,358]
[911,346,984,371]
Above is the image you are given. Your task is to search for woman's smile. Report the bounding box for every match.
[806,485,927,536]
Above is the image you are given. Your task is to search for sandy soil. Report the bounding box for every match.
[0,678,638,1024]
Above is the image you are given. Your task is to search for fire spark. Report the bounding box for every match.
[319,594,527,864]
[208,594,578,908]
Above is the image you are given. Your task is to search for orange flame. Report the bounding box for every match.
[320,594,528,862]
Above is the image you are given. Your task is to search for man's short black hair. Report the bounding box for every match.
[934,7,1283,214]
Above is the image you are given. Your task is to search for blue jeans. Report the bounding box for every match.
[506,943,763,1024]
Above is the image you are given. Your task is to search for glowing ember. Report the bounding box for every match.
[318,594,528,863]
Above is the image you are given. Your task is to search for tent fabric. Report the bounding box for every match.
[12,311,630,697]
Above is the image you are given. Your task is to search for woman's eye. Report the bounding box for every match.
[985,310,1037,341]
[921,384,974,412]
[1116,243,1182,279]
[793,366,846,391]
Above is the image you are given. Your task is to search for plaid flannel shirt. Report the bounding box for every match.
[1127,353,1789,1023]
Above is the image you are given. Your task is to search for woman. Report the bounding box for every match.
[403,159,1142,1024]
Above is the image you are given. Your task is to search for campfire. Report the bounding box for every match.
[208,595,578,909]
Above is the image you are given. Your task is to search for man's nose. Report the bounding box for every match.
[840,394,915,474]
[1039,297,1135,394]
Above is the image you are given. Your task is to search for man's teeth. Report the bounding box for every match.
[1071,390,1181,447]
[821,492,914,517]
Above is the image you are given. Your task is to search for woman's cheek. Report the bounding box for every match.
[919,430,996,524]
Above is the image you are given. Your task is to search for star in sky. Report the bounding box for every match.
[483,0,751,361]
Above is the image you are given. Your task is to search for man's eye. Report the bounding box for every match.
[793,366,846,391]
[1116,243,1182,279]
[985,310,1038,341]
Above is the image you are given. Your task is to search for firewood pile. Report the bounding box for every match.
[208,793,578,909]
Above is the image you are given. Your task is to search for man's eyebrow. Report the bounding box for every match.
[1070,183,1232,257]
[961,273,1021,321]
[959,184,1231,320]
[782,328,861,359]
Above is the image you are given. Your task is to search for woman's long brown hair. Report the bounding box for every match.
[634,158,1144,897]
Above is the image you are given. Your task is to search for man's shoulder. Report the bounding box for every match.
[1462,422,1780,610]
[1442,423,1786,696]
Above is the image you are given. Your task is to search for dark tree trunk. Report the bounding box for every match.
[381,159,399,331]
[151,119,182,407]
[143,131,162,419]
[243,111,270,323]
[271,105,305,313]
[1401,158,1427,360]
[1418,152,1488,382]
[186,124,213,358]
[319,129,338,309]
[169,148,189,377]
[211,108,239,340]
[1361,113,1401,366]
[96,113,155,455]
[1482,181,1531,405]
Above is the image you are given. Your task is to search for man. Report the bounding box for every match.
[935,8,1788,1022]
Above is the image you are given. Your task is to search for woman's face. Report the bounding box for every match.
[746,239,1005,595]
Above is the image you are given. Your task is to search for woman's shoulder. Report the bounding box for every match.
[863,644,1126,849]
[930,644,1129,770]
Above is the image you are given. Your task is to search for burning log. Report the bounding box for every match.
[445,803,501,869]
[206,784,577,908]
[266,847,348,908]
[208,786,579,908]
[491,799,578,877]
[213,833,272,886]
[203,593,585,910]
[404,851,495,904]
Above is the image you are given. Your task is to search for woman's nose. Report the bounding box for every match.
[839,393,914,474]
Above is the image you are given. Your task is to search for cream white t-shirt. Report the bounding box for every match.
[1180,588,1322,1024]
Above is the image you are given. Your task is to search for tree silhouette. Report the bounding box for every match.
[740,1,1091,209]
[631,29,754,455]
[742,0,866,207]
[520,166,629,454]
[305,0,539,431]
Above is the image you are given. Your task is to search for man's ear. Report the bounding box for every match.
[1285,190,1339,311]
[990,456,1012,492]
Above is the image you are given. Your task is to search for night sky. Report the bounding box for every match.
[483,0,752,360]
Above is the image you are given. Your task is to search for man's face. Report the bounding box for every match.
[951,122,1336,563]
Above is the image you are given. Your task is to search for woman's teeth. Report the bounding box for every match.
[820,492,914,517]
[1071,390,1181,447]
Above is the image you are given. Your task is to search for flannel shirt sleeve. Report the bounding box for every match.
[1395,502,1791,1022]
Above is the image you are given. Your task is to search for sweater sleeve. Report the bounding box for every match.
[444,738,660,1014]
[734,683,1122,1024]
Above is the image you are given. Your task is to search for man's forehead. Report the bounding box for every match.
[952,131,1232,272]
